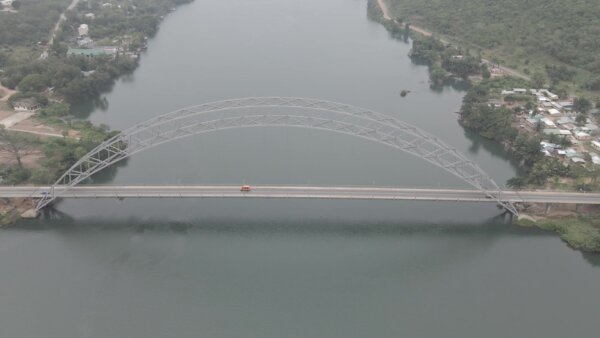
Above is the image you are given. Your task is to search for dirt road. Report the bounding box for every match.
[40,0,81,59]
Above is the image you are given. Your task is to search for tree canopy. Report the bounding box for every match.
[385,0,600,77]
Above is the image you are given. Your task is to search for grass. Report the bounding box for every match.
[517,216,600,253]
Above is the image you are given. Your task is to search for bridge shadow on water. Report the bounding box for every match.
[17,203,599,269]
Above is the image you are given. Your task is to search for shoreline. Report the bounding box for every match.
[373,0,529,80]
[1,1,195,226]
[371,0,600,252]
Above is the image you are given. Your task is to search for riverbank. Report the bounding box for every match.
[369,0,600,252]
[369,0,529,81]
[0,0,196,226]
[375,0,600,96]
[517,207,600,253]
[0,198,31,226]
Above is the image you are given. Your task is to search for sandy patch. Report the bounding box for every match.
[0,110,13,120]
[10,118,80,139]
[0,149,44,167]
[0,112,34,128]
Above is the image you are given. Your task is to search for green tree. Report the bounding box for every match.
[573,97,592,114]
[506,176,526,189]
[17,74,48,93]
[481,64,491,79]
[531,72,546,88]
[40,102,71,117]
[576,113,587,125]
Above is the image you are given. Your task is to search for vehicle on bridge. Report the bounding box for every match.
[241,185,252,192]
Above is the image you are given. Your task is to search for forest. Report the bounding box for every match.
[0,0,70,46]
[384,0,600,90]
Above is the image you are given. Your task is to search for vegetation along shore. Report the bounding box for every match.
[369,0,600,252]
[0,0,194,225]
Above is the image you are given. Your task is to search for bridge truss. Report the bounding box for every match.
[35,97,518,215]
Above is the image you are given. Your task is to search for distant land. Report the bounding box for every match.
[382,0,600,95]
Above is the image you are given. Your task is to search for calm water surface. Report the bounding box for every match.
[2,0,600,337]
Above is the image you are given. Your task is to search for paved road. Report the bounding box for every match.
[2,186,599,204]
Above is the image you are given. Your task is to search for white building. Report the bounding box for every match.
[591,140,600,151]
[547,108,561,116]
[574,131,591,141]
[541,117,556,128]
[78,24,89,37]
[13,98,40,112]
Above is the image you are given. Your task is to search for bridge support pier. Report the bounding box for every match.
[545,203,552,215]
[21,208,40,219]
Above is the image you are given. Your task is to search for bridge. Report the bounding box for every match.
[27,97,540,215]
[5,186,600,205]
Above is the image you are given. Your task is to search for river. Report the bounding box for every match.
[2,0,600,337]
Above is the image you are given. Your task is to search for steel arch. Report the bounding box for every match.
[35,97,517,215]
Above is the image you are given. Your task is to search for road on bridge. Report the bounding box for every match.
[2,186,600,205]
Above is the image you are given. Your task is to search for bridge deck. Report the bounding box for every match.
[3,186,600,204]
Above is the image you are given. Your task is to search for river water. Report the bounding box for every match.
[2,0,600,337]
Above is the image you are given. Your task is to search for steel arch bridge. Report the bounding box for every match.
[35,97,518,215]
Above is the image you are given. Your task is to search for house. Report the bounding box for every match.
[13,98,40,112]
[537,96,549,102]
[488,99,503,108]
[574,131,591,141]
[527,116,542,126]
[543,129,571,136]
[571,157,586,164]
[513,88,527,94]
[547,108,561,116]
[67,47,117,58]
[541,117,555,128]
[78,24,89,37]
[81,70,96,77]
[559,101,574,110]
[557,116,575,125]
[68,48,107,57]
[77,37,94,47]
[591,140,600,151]
[592,154,600,165]
[101,46,118,54]
[85,13,95,20]
[501,90,514,95]
[539,89,559,100]
[585,123,599,134]
[540,141,559,149]
[1,0,13,7]
[565,148,579,158]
